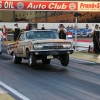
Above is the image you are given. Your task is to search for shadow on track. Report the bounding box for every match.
[19,60,67,73]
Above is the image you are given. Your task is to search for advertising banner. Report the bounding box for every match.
[0,1,99,12]
[78,2,100,12]
[0,1,78,11]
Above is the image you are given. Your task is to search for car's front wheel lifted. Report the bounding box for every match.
[42,59,51,64]
[28,54,37,68]
[60,54,69,66]
[13,53,22,64]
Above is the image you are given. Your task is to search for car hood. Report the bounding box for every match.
[31,39,73,44]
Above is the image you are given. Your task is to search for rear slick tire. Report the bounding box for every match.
[28,54,37,68]
[13,53,22,64]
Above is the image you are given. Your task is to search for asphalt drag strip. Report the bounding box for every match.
[0,81,30,100]
[1,55,100,100]
[0,54,30,100]
[0,53,12,60]
[0,86,21,100]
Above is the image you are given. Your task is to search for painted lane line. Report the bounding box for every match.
[0,81,30,100]
[70,58,95,64]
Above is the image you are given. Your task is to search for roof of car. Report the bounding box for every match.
[26,30,57,32]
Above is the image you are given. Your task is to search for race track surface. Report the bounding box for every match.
[0,46,100,100]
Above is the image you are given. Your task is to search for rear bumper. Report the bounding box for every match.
[30,49,74,55]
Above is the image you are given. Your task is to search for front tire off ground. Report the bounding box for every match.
[13,53,22,64]
[60,54,69,66]
[28,54,37,68]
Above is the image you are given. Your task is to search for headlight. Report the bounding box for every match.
[63,44,68,48]
[34,44,43,49]
[63,43,71,48]
[37,44,43,49]
[34,44,38,49]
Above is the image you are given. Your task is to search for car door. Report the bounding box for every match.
[17,33,25,56]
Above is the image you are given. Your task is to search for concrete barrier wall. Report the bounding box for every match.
[37,23,100,29]
[0,22,99,29]
[0,22,28,29]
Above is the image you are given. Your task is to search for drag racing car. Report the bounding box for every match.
[79,28,92,37]
[7,30,74,68]
[68,29,82,37]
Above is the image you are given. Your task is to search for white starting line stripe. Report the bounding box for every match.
[0,81,30,100]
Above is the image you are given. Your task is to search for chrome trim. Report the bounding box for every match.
[33,42,72,50]
[30,49,74,52]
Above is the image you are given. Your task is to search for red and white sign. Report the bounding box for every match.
[0,1,78,11]
[78,2,100,12]
[0,1,100,12]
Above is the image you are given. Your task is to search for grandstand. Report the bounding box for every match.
[0,11,100,23]
[1,11,100,23]
[12,11,100,23]
[33,12,100,23]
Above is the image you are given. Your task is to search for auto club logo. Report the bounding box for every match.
[69,3,76,10]
[17,2,24,10]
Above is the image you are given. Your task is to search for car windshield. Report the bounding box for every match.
[26,31,58,39]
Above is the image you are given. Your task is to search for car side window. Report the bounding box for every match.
[19,33,25,41]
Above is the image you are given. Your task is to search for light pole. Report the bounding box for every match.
[74,12,82,51]
[75,16,77,51]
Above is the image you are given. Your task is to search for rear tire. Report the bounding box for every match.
[28,54,37,68]
[13,53,22,64]
[42,59,51,64]
[60,54,69,66]
[87,33,91,37]
[26,49,29,58]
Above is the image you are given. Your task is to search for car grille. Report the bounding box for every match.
[43,46,63,49]
[42,43,64,49]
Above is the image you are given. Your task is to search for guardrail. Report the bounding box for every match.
[74,42,93,52]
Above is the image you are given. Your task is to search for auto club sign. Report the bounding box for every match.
[0,1,78,11]
[0,1,99,11]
